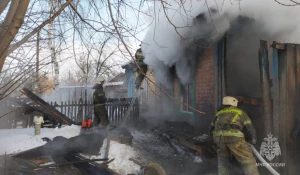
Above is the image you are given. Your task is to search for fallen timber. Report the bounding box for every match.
[20,88,79,126]
[8,97,63,128]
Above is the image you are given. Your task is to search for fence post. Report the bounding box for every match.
[67,101,70,117]
[78,98,83,122]
[71,101,74,120]
[61,101,63,115]
[64,101,67,116]
[135,98,140,120]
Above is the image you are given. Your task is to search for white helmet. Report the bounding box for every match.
[222,96,238,107]
[96,76,105,84]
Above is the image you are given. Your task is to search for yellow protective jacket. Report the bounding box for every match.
[210,106,256,142]
[93,88,107,107]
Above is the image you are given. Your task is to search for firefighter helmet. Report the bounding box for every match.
[135,48,144,60]
[222,96,238,107]
[96,76,105,84]
[93,77,105,89]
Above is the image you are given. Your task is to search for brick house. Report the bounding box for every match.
[167,45,217,133]
[135,15,300,174]
[121,46,219,129]
[162,34,261,133]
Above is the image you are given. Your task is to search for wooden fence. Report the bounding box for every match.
[0,98,139,129]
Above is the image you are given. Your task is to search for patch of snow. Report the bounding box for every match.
[106,141,142,174]
[193,156,202,163]
[193,134,209,142]
[0,125,81,155]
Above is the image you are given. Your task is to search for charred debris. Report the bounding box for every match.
[0,88,222,175]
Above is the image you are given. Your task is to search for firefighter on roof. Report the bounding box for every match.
[92,76,109,127]
[210,96,259,175]
[134,47,148,89]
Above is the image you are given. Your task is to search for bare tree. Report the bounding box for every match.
[0,0,75,98]
[0,0,205,113]
[0,0,30,70]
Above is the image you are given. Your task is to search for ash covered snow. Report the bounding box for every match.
[131,129,175,158]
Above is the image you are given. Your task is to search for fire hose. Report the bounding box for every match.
[248,143,280,175]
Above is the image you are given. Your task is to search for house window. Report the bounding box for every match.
[181,84,192,113]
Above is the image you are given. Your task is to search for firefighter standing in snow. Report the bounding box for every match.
[134,48,148,89]
[93,77,109,127]
[210,96,259,175]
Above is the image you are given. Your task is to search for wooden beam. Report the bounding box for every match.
[234,96,262,105]
[272,43,280,142]
[19,88,78,125]
[259,40,273,134]
[285,44,297,175]
[272,41,286,50]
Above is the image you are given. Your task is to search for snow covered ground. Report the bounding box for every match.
[0,125,209,175]
[0,125,144,174]
[0,125,81,155]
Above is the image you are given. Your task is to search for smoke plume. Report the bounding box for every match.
[141,0,300,91]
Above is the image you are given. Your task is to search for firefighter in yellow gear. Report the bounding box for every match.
[92,77,109,127]
[134,47,148,89]
[210,96,259,175]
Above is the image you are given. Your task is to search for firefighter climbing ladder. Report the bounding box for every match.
[122,88,141,125]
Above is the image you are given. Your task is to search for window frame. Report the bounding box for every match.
[181,84,193,114]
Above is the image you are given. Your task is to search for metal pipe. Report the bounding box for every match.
[248,144,280,175]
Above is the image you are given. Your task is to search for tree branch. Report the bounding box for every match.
[0,0,20,36]
[0,0,30,72]
[7,0,74,56]
[0,0,10,15]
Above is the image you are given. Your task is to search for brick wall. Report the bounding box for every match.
[194,46,216,133]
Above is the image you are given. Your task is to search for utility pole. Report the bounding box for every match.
[84,58,88,120]
[48,0,60,90]
[35,31,40,95]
